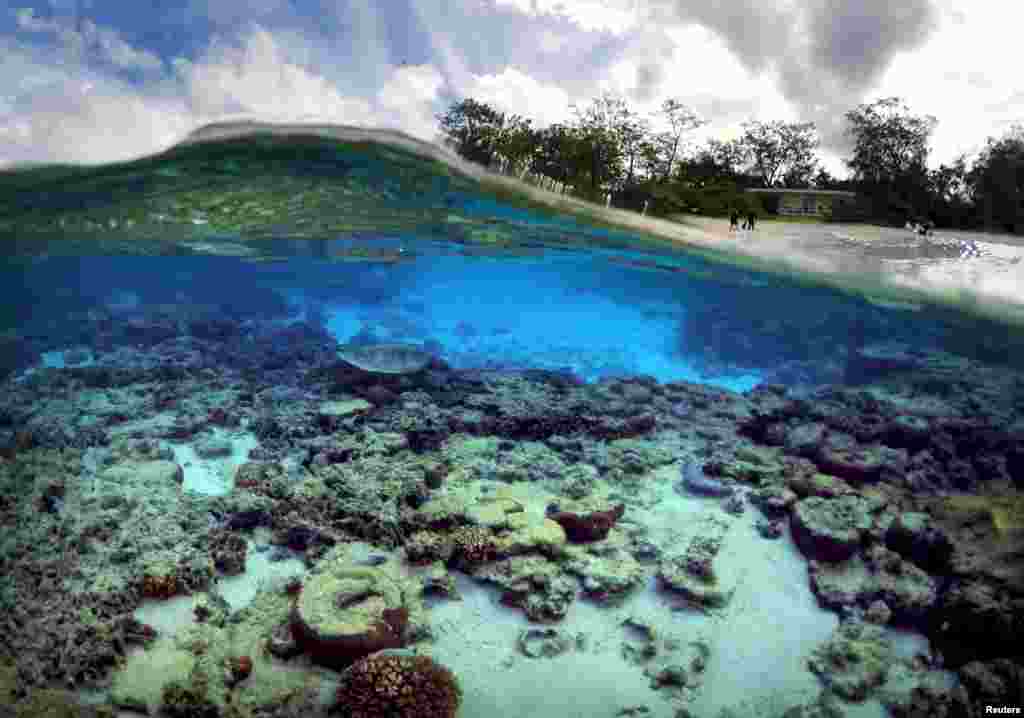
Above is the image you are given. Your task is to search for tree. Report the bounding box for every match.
[656,99,706,181]
[929,155,970,203]
[492,114,539,179]
[569,92,633,198]
[925,155,971,228]
[739,120,820,187]
[779,158,819,188]
[436,98,506,166]
[529,124,581,193]
[843,97,938,222]
[843,97,937,184]
[703,138,751,178]
[618,115,651,186]
[811,167,855,191]
[967,124,1024,233]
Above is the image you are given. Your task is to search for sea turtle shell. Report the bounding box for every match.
[336,343,433,374]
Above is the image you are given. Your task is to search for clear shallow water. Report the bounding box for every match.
[1,125,1021,718]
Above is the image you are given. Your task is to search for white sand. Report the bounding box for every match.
[133,537,304,635]
[170,429,258,496]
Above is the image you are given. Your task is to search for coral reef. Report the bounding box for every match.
[790,494,878,562]
[548,503,625,543]
[289,555,422,670]
[449,525,498,564]
[658,526,735,610]
[5,284,1024,715]
[142,572,182,600]
[333,649,461,718]
[808,621,893,702]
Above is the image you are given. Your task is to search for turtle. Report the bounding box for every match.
[336,342,434,374]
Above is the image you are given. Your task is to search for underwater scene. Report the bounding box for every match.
[1,124,1023,718]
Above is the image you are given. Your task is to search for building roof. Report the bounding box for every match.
[744,188,857,196]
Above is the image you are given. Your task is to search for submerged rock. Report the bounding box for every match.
[658,519,734,610]
[517,627,574,658]
[808,622,893,701]
[809,544,939,623]
[884,511,955,574]
[791,495,875,562]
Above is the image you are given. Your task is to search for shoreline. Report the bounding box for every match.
[674,214,1024,248]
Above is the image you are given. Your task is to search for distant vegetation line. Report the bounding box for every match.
[437,94,1024,234]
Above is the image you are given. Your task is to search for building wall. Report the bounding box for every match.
[776,193,838,216]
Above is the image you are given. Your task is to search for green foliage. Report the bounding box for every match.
[741,120,820,187]
[656,98,707,180]
[967,123,1024,232]
[436,92,1020,233]
[436,98,506,166]
[843,97,937,185]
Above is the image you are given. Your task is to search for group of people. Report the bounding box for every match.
[906,217,984,259]
[729,208,757,232]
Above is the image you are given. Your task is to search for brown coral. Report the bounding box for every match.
[291,604,409,670]
[141,573,179,600]
[209,529,248,575]
[335,651,461,718]
[224,654,253,686]
[450,526,497,564]
[549,504,625,543]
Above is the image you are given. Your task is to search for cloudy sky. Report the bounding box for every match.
[1,0,1021,177]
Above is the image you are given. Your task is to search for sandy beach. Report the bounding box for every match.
[657,215,1024,318]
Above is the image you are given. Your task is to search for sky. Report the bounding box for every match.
[1,0,1021,178]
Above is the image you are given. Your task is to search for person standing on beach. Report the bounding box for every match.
[730,208,740,231]
[746,209,757,231]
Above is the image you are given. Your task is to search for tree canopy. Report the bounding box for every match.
[843,97,937,185]
[436,92,1023,233]
[741,120,819,188]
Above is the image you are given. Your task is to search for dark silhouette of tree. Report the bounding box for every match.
[433,93,1022,231]
[843,97,938,222]
[740,120,819,187]
[844,97,937,183]
[436,98,506,166]
[967,123,1024,233]
[656,99,706,181]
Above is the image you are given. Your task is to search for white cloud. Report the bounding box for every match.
[0,25,448,166]
[377,65,447,137]
[463,67,574,128]
[176,29,376,123]
[867,0,1024,167]
[2,0,1021,177]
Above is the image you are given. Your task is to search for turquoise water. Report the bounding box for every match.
[1,126,1020,717]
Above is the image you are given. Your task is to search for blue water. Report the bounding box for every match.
[5,244,952,392]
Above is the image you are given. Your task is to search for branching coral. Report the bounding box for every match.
[449,526,497,564]
[334,651,461,718]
